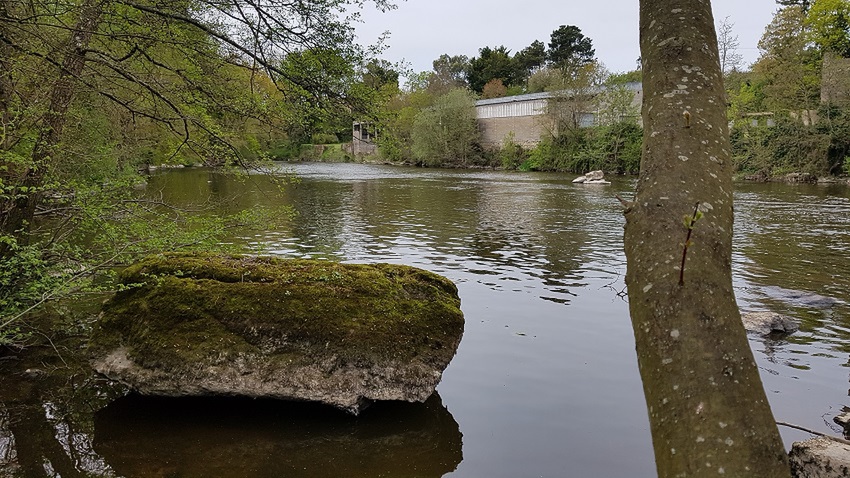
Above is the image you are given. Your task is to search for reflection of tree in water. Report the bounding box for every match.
[333,175,598,303]
[93,394,462,478]
[0,404,20,475]
[0,363,119,478]
[280,179,352,258]
[469,182,603,304]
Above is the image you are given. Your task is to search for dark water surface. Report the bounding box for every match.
[3,163,850,477]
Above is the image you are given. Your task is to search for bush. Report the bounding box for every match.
[526,121,642,174]
[498,133,528,169]
[411,89,481,167]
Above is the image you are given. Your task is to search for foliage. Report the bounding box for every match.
[547,25,596,69]
[519,121,642,174]
[467,46,523,93]
[752,5,823,111]
[608,69,643,84]
[431,54,471,93]
[498,133,528,169]
[527,68,566,93]
[730,115,836,175]
[481,79,508,99]
[410,89,481,167]
[515,40,547,77]
[596,81,641,126]
[375,82,436,162]
[312,133,342,144]
[546,62,608,132]
[778,0,812,11]
[807,0,850,57]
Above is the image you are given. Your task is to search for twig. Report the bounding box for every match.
[777,421,850,446]
[679,202,701,286]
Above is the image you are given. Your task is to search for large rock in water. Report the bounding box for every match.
[789,437,850,477]
[90,253,465,415]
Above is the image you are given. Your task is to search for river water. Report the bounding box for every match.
[3,162,850,477]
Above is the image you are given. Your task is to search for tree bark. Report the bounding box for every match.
[624,0,791,476]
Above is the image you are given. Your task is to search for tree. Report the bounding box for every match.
[547,61,608,132]
[431,54,470,89]
[374,78,435,163]
[467,46,522,93]
[1,0,390,248]
[754,5,822,111]
[363,59,401,92]
[547,25,595,69]
[807,0,850,57]
[514,40,547,78]
[623,0,791,476]
[410,89,479,166]
[718,16,744,74]
[481,78,508,99]
[778,0,812,11]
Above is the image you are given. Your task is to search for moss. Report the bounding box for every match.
[92,253,463,374]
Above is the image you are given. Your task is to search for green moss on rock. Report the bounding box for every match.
[90,253,464,412]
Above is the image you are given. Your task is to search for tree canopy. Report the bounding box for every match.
[807,0,850,57]
[547,25,596,69]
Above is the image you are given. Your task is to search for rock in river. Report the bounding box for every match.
[790,437,850,478]
[741,311,799,336]
[90,253,465,415]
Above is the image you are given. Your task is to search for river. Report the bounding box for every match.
[2,162,850,477]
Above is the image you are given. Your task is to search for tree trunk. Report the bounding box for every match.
[624,1,790,476]
[0,0,102,250]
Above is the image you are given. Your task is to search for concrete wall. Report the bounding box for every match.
[478,115,553,148]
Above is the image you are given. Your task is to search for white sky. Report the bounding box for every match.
[353,0,780,76]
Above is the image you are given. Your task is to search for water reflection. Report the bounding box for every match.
[93,394,462,478]
[0,405,19,477]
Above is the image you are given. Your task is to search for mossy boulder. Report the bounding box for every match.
[90,253,464,414]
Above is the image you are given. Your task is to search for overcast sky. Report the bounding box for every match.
[353,0,780,77]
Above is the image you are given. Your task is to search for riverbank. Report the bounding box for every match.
[287,145,850,184]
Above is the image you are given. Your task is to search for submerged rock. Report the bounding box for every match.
[741,311,799,336]
[790,437,850,478]
[761,285,843,310]
[90,253,465,415]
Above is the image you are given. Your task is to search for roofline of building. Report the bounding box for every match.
[474,81,642,107]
